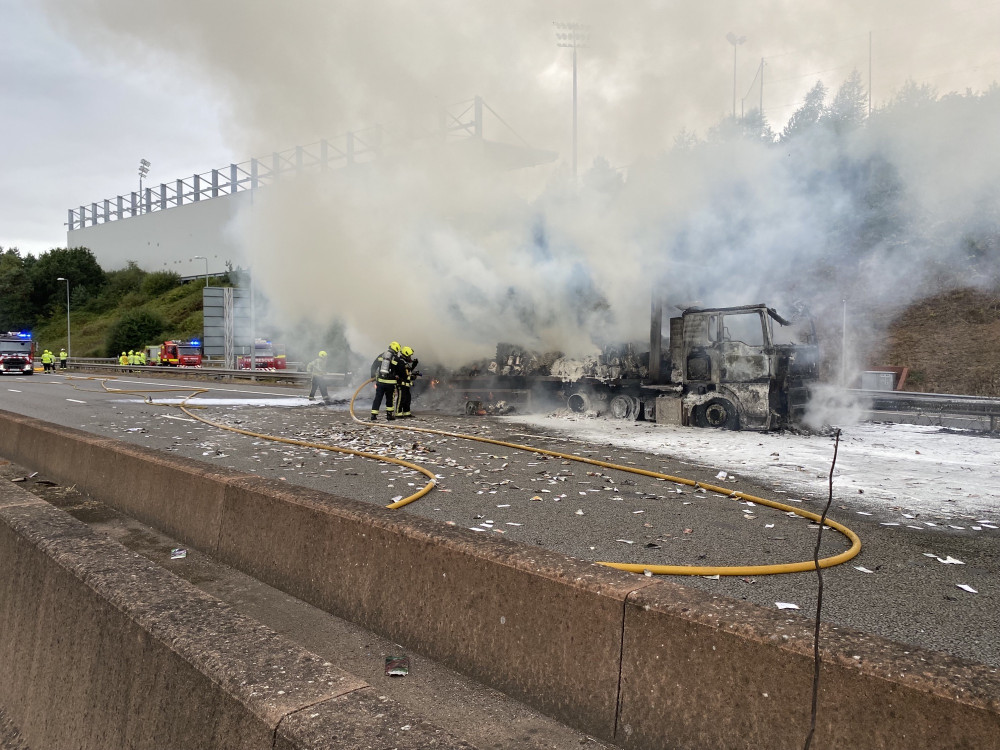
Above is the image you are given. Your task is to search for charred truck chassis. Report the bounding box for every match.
[445,303,818,431]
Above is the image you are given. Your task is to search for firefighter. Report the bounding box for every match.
[59,348,67,369]
[41,350,52,372]
[370,341,404,421]
[306,351,332,404]
[396,346,421,418]
[136,349,146,366]
[119,351,128,368]
[127,350,136,366]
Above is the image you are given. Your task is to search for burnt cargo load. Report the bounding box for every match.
[443,303,818,431]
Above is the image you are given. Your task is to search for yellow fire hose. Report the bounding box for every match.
[68,375,861,576]
[349,378,861,576]
[72,376,439,505]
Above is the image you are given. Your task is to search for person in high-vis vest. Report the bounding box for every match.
[306,351,332,403]
[370,341,404,421]
[41,350,52,372]
[395,346,421,418]
[59,348,67,369]
[119,352,128,368]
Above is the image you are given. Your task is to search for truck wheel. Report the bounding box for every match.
[609,394,636,420]
[695,398,739,429]
[567,392,591,413]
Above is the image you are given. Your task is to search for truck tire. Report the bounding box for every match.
[609,394,637,420]
[567,392,591,413]
[695,398,739,429]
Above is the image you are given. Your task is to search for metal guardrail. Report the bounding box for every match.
[65,360,352,387]
[851,388,1000,431]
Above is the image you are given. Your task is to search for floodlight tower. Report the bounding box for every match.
[726,32,747,120]
[138,159,150,212]
[554,21,590,178]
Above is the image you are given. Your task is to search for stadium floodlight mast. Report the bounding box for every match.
[554,21,590,178]
[726,32,747,120]
[56,277,70,358]
[138,159,151,212]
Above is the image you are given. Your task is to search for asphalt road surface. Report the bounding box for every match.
[1,370,996,670]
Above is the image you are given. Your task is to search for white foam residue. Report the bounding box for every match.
[506,416,1000,517]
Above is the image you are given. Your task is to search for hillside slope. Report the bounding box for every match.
[874,288,1000,396]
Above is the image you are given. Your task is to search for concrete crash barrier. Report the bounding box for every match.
[617,583,1000,750]
[1,409,999,749]
[0,481,472,749]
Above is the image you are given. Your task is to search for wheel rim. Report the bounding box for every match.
[705,403,730,426]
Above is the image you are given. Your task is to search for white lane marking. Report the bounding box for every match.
[66,398,87,404]
[7,389,21,392]
[102,377,296,398]
[158,414,198,422]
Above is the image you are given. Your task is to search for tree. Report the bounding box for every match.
[96,260,147,311]
[739,107,776,143]
[105,309,166,357]
[140,270,181,297]
[782,80,827,141]
[0,249,35,331]
[885,78,938,112]
[28,247,106,316]
[825,70,868,135]
[673,128,700,151]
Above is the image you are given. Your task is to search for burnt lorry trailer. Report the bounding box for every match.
[442,304,819,431]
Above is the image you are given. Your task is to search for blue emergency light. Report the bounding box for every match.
[190,339,201,346]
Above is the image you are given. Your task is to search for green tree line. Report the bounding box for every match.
[0,247,216,356]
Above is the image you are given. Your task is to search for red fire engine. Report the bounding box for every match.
[0,332,36,375]
[237,339,286,370]
[159,339,203,367]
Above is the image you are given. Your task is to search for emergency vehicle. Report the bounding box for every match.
[237,339,287,370]
[0,332,36,375]
[159,339,203,367]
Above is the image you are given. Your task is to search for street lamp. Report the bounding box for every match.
[193,255,209,285]
[554,21,590,178]
[56,277,70,360]
[726,32,746,120]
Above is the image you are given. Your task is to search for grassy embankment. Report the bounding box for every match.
[33,279,212,358]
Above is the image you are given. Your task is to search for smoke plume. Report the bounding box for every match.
[41,1,1000,369]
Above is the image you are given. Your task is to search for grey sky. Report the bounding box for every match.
[2,0,999,258]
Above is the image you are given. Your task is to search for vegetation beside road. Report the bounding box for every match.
[0,246,224,357]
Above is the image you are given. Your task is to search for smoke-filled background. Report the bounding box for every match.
[36,0,1000,369]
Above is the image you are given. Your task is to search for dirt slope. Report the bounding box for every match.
[871,288,1000,396]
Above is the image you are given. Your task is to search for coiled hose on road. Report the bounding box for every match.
[69,374,861,576]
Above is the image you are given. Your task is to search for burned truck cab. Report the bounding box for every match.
[667,304,818,430]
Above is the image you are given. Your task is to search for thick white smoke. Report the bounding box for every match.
[40,1,1000,369]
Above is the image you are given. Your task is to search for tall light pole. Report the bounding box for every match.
[56,277,70,359]
[554,21,589,178]
[138,159,150,213]
[726,32,746,120]
[193,255,209,285]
